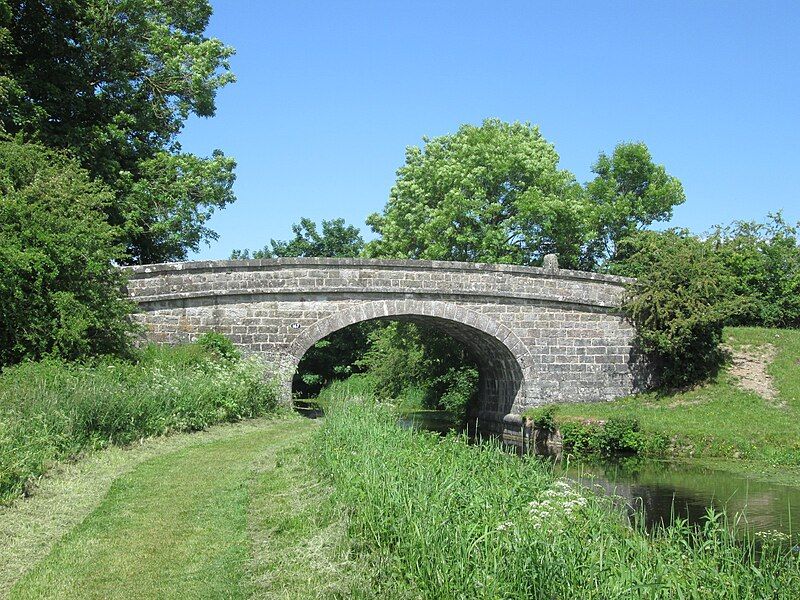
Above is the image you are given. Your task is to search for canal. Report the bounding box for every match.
[400,408,800,538]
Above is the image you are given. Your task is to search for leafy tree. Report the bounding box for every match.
[0,139,135,366]
[610,230,734,387]
[586,142,685,264]
[231,217,364,259]
[0,0,236,264]
[292,322,375,398]
[365,119,590,268]
[365,119,684,270]
[709,213,800,328]
[356,322,479,417]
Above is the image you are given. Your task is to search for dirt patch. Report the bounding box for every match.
[724,343,783,407]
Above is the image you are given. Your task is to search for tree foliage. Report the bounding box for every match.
[366,119,684,270]
[0,139,135,366]
[0,0,236,264]
[356,322,479,417]
[586,142,686,263]
[292,322,375,397]
[709,213,800,328]
[366,120,588,268]
[610,230,734,386]
[231,217,364,259]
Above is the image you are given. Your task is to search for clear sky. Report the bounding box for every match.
[181,0,799,260]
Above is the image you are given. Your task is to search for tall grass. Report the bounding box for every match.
[0,343,280,504]
[317,400,800,599]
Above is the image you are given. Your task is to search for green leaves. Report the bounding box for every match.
[0,0,236,263]
[366,120,684,270]
[232,217,365,260]
[0,140,135,366]
[708,213,800,328]
[612,229,735,386]
[587,142,686,262]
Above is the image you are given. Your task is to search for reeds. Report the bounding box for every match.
[0,344,279,503]
[317,399,800,599]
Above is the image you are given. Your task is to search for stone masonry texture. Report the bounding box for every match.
[125,258,647,438]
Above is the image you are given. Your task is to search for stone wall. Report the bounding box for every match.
[125,258,645,436]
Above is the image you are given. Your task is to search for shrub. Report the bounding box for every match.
[196,331,241,362]
[559,417,668,457]
[356,321,480,415]
[709,213,800,328]
[436,366,478,418]
[524,405,558,432]
[611,229,735,387]
[0,139,135,367]
[0,340,279,504]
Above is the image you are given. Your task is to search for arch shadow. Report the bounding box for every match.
[287,300,531,428]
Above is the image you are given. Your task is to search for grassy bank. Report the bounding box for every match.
[0,340,280,504]
[7,417,362,599]
[5,390,800,598]
[541,327,800,466]
[318,399,800,599]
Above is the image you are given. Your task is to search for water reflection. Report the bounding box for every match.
[397,410,461,434]
[554,456,800,537]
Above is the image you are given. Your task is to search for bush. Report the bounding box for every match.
[524,405,558,432]
[196,331,241,362]
[710,213,800,328]
[611,229,735,387]
[0,139,135,367]
[0,340,279,504]
[559,417,668,457]
[356,321,480,417]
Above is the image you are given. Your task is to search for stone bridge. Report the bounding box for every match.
[125,258,645,439]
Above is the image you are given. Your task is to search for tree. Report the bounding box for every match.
[0,139,135,366]
[365,119,590,268]
[292,322,375,398]
[355,321,479,417]
[0,0,236,264]
[708,213,800,328]
[365,119,684,270]
[610,230,734,386]
[586,142,685,264]
[231,217,364,259]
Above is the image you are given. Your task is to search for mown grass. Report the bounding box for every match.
[318,399,800,599]
[0,418,284,597]
[0,342,280,504]
[553,327,800,464]
[4,416,365,599]
[11,418,346,599]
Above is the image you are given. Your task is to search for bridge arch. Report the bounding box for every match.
[287,300,532,420]
[124,257,644,439]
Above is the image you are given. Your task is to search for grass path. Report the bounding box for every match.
[6,417,356,599]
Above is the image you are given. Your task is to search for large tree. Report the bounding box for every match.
[366,119,589,268]
[366,119,684,270]
[0,0,236,264]
[586,142,686,264]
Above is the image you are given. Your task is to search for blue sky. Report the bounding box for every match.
[181,1,799,260]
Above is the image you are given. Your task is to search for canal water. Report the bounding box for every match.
[399,409,800,537]
[554,457,800,537]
